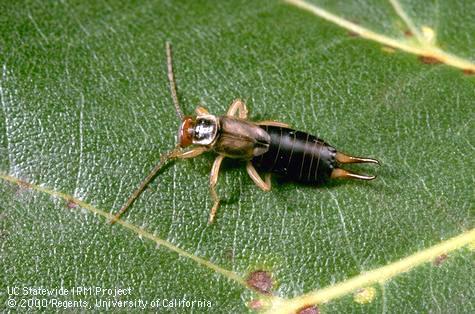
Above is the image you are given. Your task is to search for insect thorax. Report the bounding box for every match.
[212,116,271,159]
[192,115,219,146]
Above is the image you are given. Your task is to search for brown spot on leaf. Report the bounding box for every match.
[14,180,33,198]
[246,270,273,294]
[67,200,78,208]
[17,180,32,189]
[419,55,441,64]
[248,299,264,311]
[463,69,475,76]
[404,30,413,37]
[298,305,319,314]
[433,253,448,266]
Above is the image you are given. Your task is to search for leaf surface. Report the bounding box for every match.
[1,0,473,312]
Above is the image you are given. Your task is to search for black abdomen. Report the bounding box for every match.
[252,126,336,183]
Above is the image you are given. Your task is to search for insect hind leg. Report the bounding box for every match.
[246,162,271,191]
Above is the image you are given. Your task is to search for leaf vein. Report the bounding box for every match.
[389,0,424,43]
[284,0,475,72]
[266,228,475,313]
[0,173,250,290]
[1,173,472,312]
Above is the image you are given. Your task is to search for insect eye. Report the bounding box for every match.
[178,116,194,148]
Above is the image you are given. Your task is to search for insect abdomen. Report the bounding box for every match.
[251,125,336,183]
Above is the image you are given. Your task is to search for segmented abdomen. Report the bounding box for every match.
[251,125,336,184]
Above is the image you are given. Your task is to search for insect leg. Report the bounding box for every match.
[209,155,225,224]
[195,106,209,116]
[226,99,248,119]
[110,146,208,224]
[264,173,272,189]
[176,146,208,159]
[246,162,271,191]
[256,120,290,128]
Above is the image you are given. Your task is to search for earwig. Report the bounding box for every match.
[110,42,379,224]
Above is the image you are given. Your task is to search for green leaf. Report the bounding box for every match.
[1,0,473,313]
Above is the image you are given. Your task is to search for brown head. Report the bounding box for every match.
[177,115,219,148]
[178,116,195,148]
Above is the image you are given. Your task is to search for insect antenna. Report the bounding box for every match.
[166,41,185,121]
[109,145,182,224]
[110,42,187,224]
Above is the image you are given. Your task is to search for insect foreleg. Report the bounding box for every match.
[226,99,248,119]
[246,162,271,191]
[195,106,209,116]
[174,146,208,159]
[208,155,225,224]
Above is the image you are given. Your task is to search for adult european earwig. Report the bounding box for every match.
[110,42,379,224]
